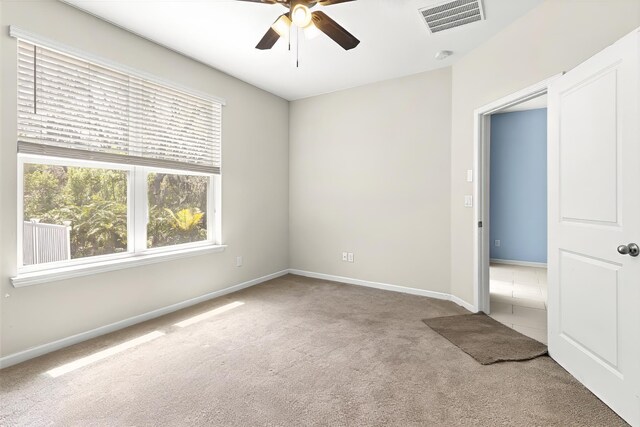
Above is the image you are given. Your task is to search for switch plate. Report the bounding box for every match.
[495,240,501,247]
[236,256,243,267]
[348,253,354,263]
[466,170,473,182]
[464,195,473,208]
[342,252,348,262]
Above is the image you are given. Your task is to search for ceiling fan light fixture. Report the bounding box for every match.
[271,14,292,37]
[303,21,321,39]
[291,4,312,27]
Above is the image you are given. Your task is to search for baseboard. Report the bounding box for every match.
[0,269,289,369]
[490,258,547,268]
[288,269,478,313]
[0,268,477,369]
[449,294,477,312]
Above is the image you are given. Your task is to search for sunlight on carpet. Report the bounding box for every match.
[46,331,165,378]
[173,301,244,328]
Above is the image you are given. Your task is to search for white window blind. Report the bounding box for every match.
[17,39,222,174]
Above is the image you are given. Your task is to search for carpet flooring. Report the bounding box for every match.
[423,313,548,365]
[0,274,627,426]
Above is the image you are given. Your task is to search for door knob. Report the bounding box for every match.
[617,243,639,257]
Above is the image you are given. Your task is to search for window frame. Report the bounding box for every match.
[17,154,219,276]
[10,27,226,287]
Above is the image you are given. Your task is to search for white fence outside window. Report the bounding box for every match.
[23,221,71,265]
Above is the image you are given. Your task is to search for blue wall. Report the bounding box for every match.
[490,109,547,263]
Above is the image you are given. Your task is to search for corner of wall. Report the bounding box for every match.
[287,98,294,271]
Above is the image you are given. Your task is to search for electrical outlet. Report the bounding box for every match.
[464,195,473,208]
[236,256,243,267]
[495,240,501,247]
[348,253,354,263]
[342,252,348,261]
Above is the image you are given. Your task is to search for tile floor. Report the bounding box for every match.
[488,263,548,344]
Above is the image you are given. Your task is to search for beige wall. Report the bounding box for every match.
[3,0,639,361]
[0,0,289,357]
[449,0,640,304]
[289,68,452,293]
[289,0,640,304]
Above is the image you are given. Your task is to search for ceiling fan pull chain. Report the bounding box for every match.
[296,26,300,68]
[288,15,291,52]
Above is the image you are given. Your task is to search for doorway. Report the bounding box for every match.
[472,75,561,343]
[488,97,548,343]
[474,30,640,425]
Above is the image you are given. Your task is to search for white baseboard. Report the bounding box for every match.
[449,295,477,312]
[288,269,478,313]
[0,269,289,369]
[490,258,547,268]
[0,268,478,369]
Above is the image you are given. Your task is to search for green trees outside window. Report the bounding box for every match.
[147,172,208,249]
[24,164,128,259]
[23,163,209,264]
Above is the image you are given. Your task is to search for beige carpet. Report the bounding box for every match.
[423,313,548,365]
[0,274,627,426]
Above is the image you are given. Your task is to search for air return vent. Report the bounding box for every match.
[419,0,485,34]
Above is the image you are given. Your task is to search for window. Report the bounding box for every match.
[22,161,129,265]
[147,172,210,249]
[15,33,224,275]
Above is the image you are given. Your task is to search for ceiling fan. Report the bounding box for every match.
[238,0,360,51]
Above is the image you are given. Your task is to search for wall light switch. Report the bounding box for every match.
[236,256,243,267]
[348,253,354,263]
[464,195,473,208]
[342,252,348,262]
[466,170,473,182]
[495,240,501,247]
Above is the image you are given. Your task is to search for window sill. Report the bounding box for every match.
[11,245,227,288]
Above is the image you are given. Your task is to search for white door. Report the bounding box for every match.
[548,29,640,426]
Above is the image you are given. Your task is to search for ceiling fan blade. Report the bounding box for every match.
[317,0,356,5]
[256,27,280,50]
[311,11,360,50]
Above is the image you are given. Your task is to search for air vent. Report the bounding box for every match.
[419,0,485,34]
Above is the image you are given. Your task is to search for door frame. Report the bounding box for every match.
[472,74,563,313]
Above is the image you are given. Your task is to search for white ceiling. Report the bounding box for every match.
[61,0,542,100]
